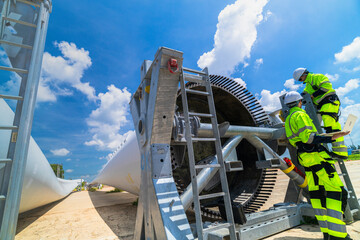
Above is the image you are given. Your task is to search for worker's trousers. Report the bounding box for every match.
[320,102,348,158]
[299,152,348,239]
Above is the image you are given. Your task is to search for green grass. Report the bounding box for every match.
[88,187,97,192]
[347,154,360,161]
[106,188,123,193]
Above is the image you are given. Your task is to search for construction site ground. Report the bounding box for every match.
[15,160,360,240]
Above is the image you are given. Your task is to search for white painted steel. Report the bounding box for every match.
[0,99,80,213]
[93,131,141,195]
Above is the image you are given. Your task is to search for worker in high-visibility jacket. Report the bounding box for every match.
[293,68,347,159]
[284,91,351,240]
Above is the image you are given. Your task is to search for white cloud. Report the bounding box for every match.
[254,58,263,69]
[65,169,73,173]
[233,77,247,88]
[325,73,339,82]
[335,79,360,98]
[197,0,269,75]
[335,37,360,63]
[39,41,95,102]
[284,78,301,91]
[51,148,70,156]
[264,10,273,21]
[259,89,287,112]
[85,85,134,151]
[66,158,71,162]
[342,97,355,105]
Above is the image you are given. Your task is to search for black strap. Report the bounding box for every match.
[319,112,340,122]
[317,94,339,110]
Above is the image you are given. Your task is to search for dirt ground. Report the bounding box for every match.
[15,161,360,240]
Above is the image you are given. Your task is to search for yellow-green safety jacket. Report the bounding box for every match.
[303,73,336,106]
[285,106,317,147]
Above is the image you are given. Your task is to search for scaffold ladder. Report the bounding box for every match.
[179,67,238,240]
[301,93,360,221]
[0,1,50,239]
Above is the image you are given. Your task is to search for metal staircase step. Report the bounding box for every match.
[0,159,12,163]
[199,192,225,200]
[0,66,28,74]
[3,17,37,28]
[183,73,204,84]
[183,67,206,76]
[191,137,216,142]
[17,0,41,7]
[203,223,232,234]
[195,164,221,169]
[0,40,33,49]
[0,125,18,130]
[185,89,210,96]
[0,94,23,100]
[189,112,214,118]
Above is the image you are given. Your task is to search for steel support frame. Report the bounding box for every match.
[0,1,51,239]
[130,47,194,240]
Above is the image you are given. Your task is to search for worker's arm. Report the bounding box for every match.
[294,113,319,144]
[311,74,333,98]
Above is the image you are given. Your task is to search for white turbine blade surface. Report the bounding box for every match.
[0,99,80,213]
[92,131,141,195]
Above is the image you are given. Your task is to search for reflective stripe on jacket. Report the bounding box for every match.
[303,73,335,105]
[285,106,318,147]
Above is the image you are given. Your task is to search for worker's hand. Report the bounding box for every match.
[310,95,314,100]
[331,131,350,140]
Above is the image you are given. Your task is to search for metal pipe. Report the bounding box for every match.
[246,135,307,190]
[198,123,286,140]
[180,135,243,210]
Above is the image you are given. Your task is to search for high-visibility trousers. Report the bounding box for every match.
[320,101,348,158]
[299,151,348,238]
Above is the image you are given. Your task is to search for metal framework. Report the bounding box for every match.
[130,47,194,239]
[0,1,52,239]
[130,47,359,239]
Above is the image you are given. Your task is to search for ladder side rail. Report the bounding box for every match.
[0,2,49,239]
[338,160,360,220]
[0,0,11,39]
[302,93,359,220]
[203,67,237,240]
[180,68,204,239]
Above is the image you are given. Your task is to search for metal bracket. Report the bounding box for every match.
[255,158,281,169]
[224,160,243,172]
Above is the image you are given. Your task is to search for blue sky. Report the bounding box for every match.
[1,0,360,181]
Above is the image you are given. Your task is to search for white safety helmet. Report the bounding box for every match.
[293,67,307,81]
[284,91,303,105]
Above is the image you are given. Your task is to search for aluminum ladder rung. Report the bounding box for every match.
[17,0,41,7]
[183,67,206,76]
[195,164,221,169]
[189,112,214,118]
[0,195,5,200]
[3,16,37,28]
[192,137,216,142]
[0,66,28,74]
[203,223,231,234]
[0,159,12,163]
[0,94,23,100]
[185,89,210,96]
[183,73,204,84]
[0,125,18,130]
[199,192,225,200]
[0,40,33,50]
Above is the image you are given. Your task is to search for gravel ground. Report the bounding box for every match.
[15,161,360,240]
